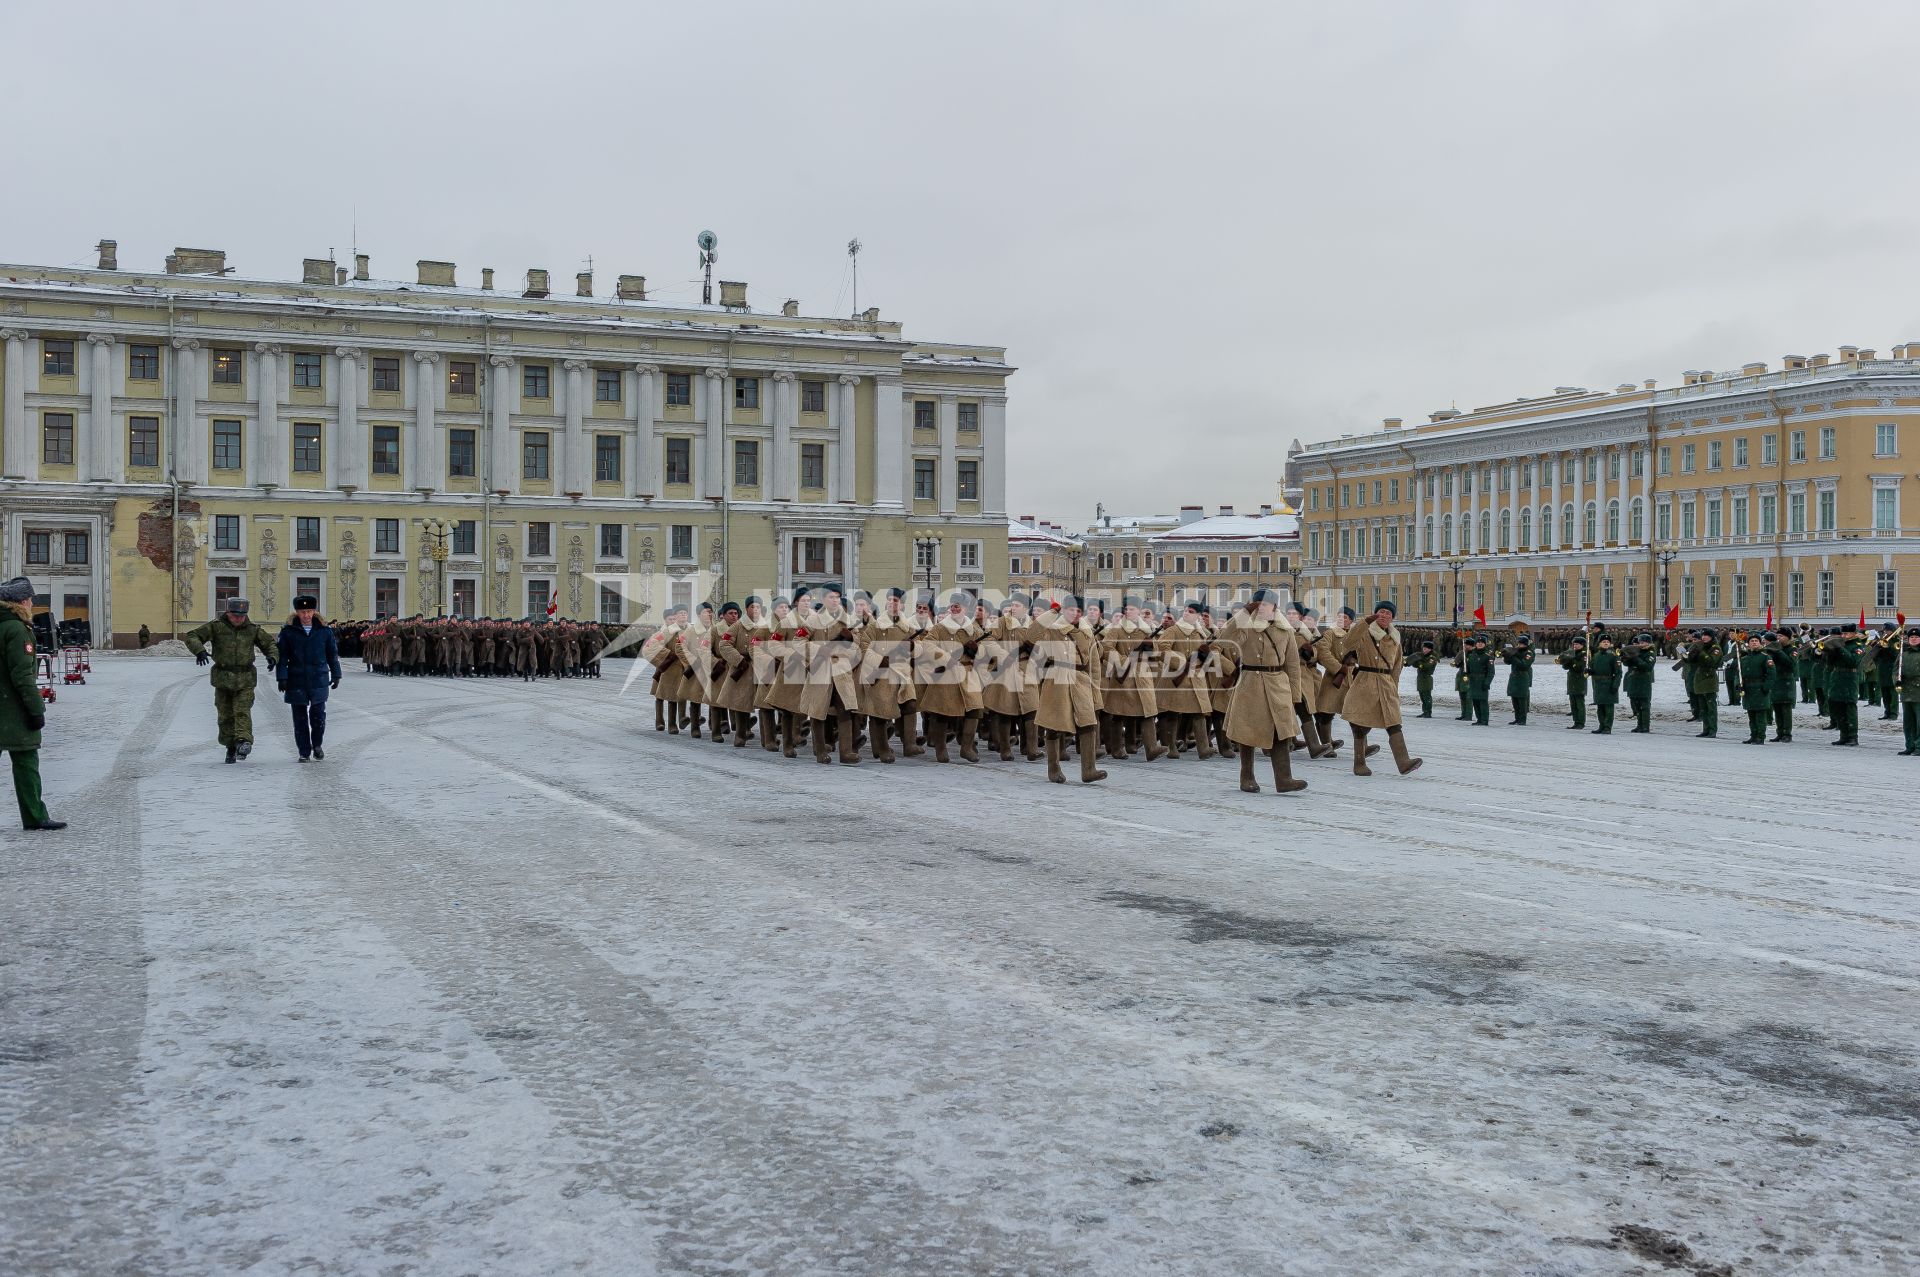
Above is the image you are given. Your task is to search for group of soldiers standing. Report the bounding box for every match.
[639,586,1423,793]
[340,617,609,680]
[1401,619,1920,752]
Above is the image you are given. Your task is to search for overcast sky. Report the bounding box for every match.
[6,1,1919,527]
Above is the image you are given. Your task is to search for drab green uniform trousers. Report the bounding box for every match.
[1903,703,1920,753]
[1747,709,1770,742]
[1830,699,1858,744]
[1630,695,1652,732]
[215,684,258,747]
[1593,704,1613,733]
[1471,694,1490,725]
[1773,702,1793,741]
[1569,696,1586,728]
[1695,697,1718,736]
[9,749,49,828]
[1510,695,1529,725]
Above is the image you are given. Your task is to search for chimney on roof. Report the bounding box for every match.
[301,257,335,286]
[335,267,348,286]
[1810,353,1831,367]
[523,268,550,299]
[1839,345,1859,362]
[1382,417,1402,430]
[1742,361,1767,375]
[1783,354,1807,370]
[781,299,799,317]
[1021,514,1035,527]
[417,260,456,287]
[1218,505,1234,518]
[481,268,495,291]
[165,247,227,275]
[354,253,369,281]
[1259,503,1273,516]
[575,270,593,297]
[718,280,748,309]
[1893,345,1907,359]
[1179,505,1203,525]
[1644,378,1657,389]
[95,239,117,271]
[615,274,647,301]
[862,306,879,323]
[1858,348,1876,361]
[1616,383,1636,393]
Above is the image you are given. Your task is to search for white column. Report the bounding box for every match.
[1640,439,1654,541]
[254,344,281,489]
[703,367,727,500]
[413,351,441,492]
[1445,465,1458,553]
[1504,460,1517,554]
[937,394,957,515]
[334,347,362,490]
[488,354,515,494]
[770,370,795,501]
[633,363,658,497]
[86,333,115,482]
[1412,467,1424,556]
[982,394,1007,516]
[562,358,588,496]
[872,374,904,508]
[1,329,26,480]
[1616,445,1630,543]
[835,373,858,503]
[172,338,202,484]
[1460,466,1474,553]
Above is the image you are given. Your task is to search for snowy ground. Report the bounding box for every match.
[3,655,1916,1277]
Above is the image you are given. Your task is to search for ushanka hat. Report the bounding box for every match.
[1372,599,1395,617]
[0,577,32,604]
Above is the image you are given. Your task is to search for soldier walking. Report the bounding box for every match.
[1336,601,1421,776]
[275,593,341,762]
[183,596,280,763]
[1221,589,1307,795]
[1032,595,1105,783]
[0,577,64,830]
[1872,622,1901,719]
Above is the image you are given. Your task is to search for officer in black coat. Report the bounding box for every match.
[276,594,342,761]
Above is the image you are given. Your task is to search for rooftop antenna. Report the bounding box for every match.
[847,237,862,316]
[697,230,717,305]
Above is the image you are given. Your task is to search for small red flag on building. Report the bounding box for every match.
[1859,606,1866,628]
[1765,605,1773,629]
[1662,604,1680,631]
[1472,605,1486,626]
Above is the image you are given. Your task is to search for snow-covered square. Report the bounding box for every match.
[3,655,1915,1276]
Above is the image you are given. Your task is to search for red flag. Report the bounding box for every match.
[1900,611,1908,626]
[1472,605,1486,626]
[1859,606,1866,629]
[546,595,558,617]
[1662,604,1680,631]
[1765,605,1773,628]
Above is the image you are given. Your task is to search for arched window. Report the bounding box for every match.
[1606,499,1621,543]
[1519,508,1533,550]
[1479,510,1492,550]
[1584,501,1598,545]
[1216,583,1231,605]
[1423,516,1434,555]
[1441,514,1453,552]
[1539,504,1553,546]
[1562,503,1576,545]
[1629,497,1644,542]
[1499,509,1512,550]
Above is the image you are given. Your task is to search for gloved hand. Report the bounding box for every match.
[195,652,210,666]
[266,659,276,673]
[277,684,288,695]
[25,714,44,732]
[330,677,340,690]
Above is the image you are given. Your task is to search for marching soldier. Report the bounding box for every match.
[1501,630,1535,725]
[1100,597,1162,760]
[1311,608,1354,752]
[855,588,913,762]
[1681,629,1722,738]
[183,596,280,763]
[1411,640,1438,718]
[800,585,862,765]
[1221,588,1308,795]
[1588,632,1622,733]
[916,591,984,763]
[1623,631,1657,732]
[1724,635,1744,707]
[1557,637,1589,729]
[0,577,64,829]
[1336,600,1421,776]
[711,601,756,748]
[1464,633,1494,726]
[1737,633,1775,744]
[1823,622,1864,746]
[1153,600,1215,759]
[1032,595,1106,783]
[1897,625,1920,756]
[1285,601,1336,757]
[1765,630,1798,742]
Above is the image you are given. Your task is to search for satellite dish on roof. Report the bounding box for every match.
[697,230,717,252]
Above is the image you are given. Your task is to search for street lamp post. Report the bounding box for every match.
[1065,545,1083,600]
[1655,541,1679,613]
[1445,555,1467,630]
[914,535,939,597]
[422,517,451,618]
[1281,561,1301,606]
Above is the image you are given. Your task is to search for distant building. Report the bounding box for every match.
[1007,516,1080,599]
[1077,504,1298,613]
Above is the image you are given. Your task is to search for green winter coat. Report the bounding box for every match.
[1766,643,1798,703]
[1796,641,1816,683]
[1557,646,1589,696]
[1822,636,1863,699]
[1411,651,1438,692]
[1465,648,1495,692]
[1807,641,1829,693]
[183,616,279,691]
[1622,646,1656,698]
[0,606,45,751]
[1588,647,1622,705]
[1899,646,1920,704]
[1684,642,1722,695]
[1503,643,1535,695]
[1738,649,1773,711]
[1724,650,1742,694]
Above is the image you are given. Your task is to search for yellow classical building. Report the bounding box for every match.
[0,242,1012,644]
[1289,348,1919,628]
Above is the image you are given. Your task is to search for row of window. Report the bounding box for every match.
[211,514,708,564]
[1155,554,1284,575]
[21,529,89,566]
[1344,567,1899,621]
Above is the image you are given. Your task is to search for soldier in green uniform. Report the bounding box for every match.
[1795,627,1817,703]
[182,596,280,762]
[1623,632,1657,733]
[1737,634,1775,744]
[1465,633,1494,726]
[1897,626,1920,756]
[1556,639,1589,730]
[1823,622,1863,746]
[1410,640,1438,717]
[1765,630,1798,742]
[1501,631,1535,725]
[1588,633,1621,734]
[1872,622,1900,719]
[0,577,64,829]
[1452,640,1473,720]
[1724,636,1744,706]
[1808,628,1832,725]
[1683,629,1722,738]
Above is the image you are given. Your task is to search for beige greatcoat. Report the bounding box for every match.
[798,608,863,720]
[1100,620,1159,718]
[981,612,1038,716]
[744,614,779,709]
[1311,629,1348,716]
[1222,617,1305,749]
[763,611,809,714]
[674,620,717,705]
[1033,612,1099,732]
[855,611,916,720]
[1152,618,1213,716]
[645,623,687,702]
[711,616,757,713]
[1338,620,1405,729]
[1291,621,1320,713]
[915,613,984,717]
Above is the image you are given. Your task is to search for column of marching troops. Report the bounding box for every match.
[338,617,614,680]
[638,586,1424,793]
[1400,619,1920,753]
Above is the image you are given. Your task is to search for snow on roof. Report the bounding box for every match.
[1008,518,1076,546]
[1149,512,1299,542]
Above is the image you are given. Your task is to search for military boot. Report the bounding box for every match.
[870,715,896,763]
[733,711,752,747]
[813,716,833,764]
[225,746,238,764]
[838,711,861,765]
[1143,716,1166,761]
[1238,746,1259,793]
[900,711,925,757]
[1387,726,1422,774]
[1352,726,1373,776]
[781,712,797,759]
[667,702,681,735]
[1020,713,1043,761]
[1191,713,1214,759]
[1299,710,1333,759]
[655,700,667,732]
[931,716,951,763]
[1046,731,1067,784]
[993,714,1013,761]
[1077,727,1108,782]
[1316,712,1346,753]
[959,712,982,763]
[760,709,780,752]
[1269,744,1308,794]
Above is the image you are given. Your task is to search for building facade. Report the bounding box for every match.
[0,244,1011,643]
[1146,506,1299,609]
[1007,516,1079,599]
[1289,348,1919,628]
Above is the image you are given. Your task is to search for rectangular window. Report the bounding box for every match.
[1259,555,1270,573]
[523,365,550,399]
[1819,426,1836,460]
[1389,478,1400,503]
[1680,502,1696,540]
[1372,480,1383,504]
[1876,569,1897,608]
[1875,422,1897,456]
[294,576,322,607]
[599,524,623,559]
[958,403,979,432]
[1788,491,1805,533]
[293,422,322,472]
[913,458,936,500]
[665,372,691,406]
[1733,573,1748,611]
[915,540,939,571]
[1789,572,1805,610]
[211,348,243,385]
[371,356,400,392]
[664,438,690,485]
[1707,440,1722,470]
[1584,454,1598,483]
[1731,495,1748,536]
[523,431,550,480]
[1175,556,1188,574]
[1707,574,1721,611]
[801,380,825,413]
[1578,578,1590,613]
[452,520,476,556]
[24,532,49,565]
[374,518,400,554]
[129,344,159,380]
[1655,503,1672,540]
[214,515,241,551]
[732,377,759,410]
[1419,584,1430,616]
[1734,437,1749,468]
[527,580,551,616]
[595,369,622,402]
[448,361,476,396]
[42,413,73,465]
[1789,429,1806,462]
[452,579,475,618]
[1195,557,1209,574]
[1817,570,1834,610]
[670,525,693,560]
[372,424,400,474]
[957,459,979,501]
[212,418,243,470]
[800,443,825,489]
[129,416,160,468]
[734,439,759,486]
[1658,446,1672,476]
[292,352,323,388]
[914,401,936,429]
[215,575,242,607]
[599,583,623,625]
[1309,489,1319,512]
[960,541,981,569]
[1682,575,1695,611]
[595,434,621,482]
[296,517,321,553]
[1496,582,1507,614]
[1344,483,1355,508]
[1760,493,1777,534]
[1630,449,1645,479]
[1241,556,1252,573]
[448,428,476,478]
[1681,443,1696,473]
[42,339,75,376]
[1874,487,1897,532]
[528,522,552,557]
[1602,576,1614,613]
[1624,575,1637,612]
[1817,489,1836,531]
[1706,499,1722,539]
[1762,433,1777,465]
[1760,572,1773,607]
[1474,583,1485,611]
